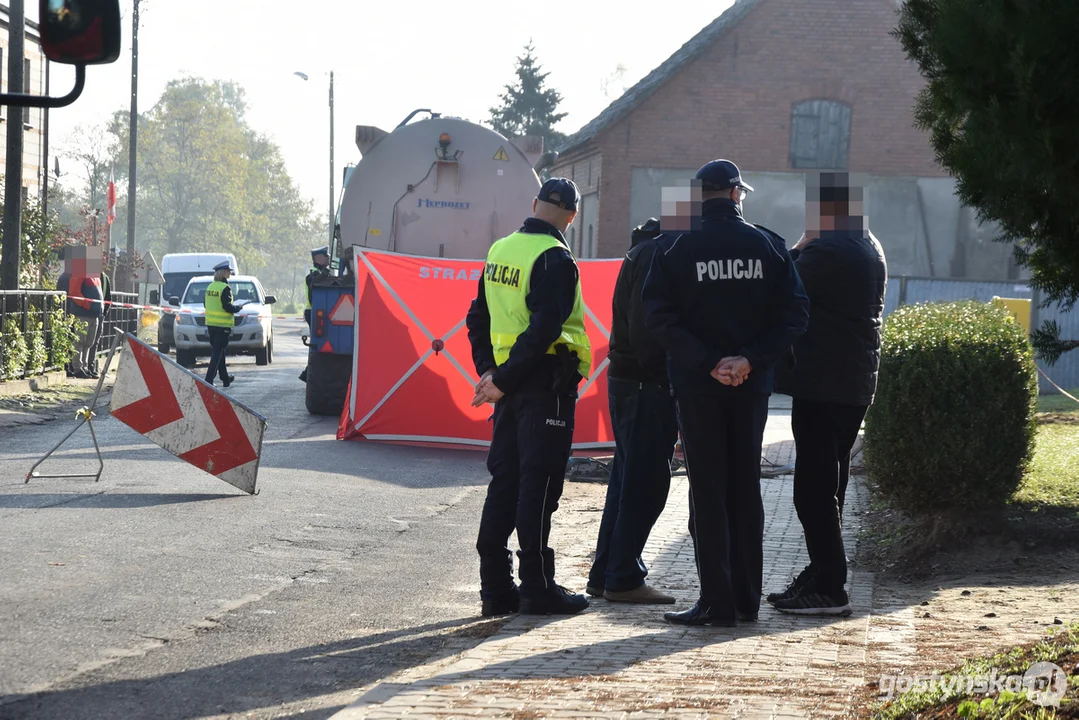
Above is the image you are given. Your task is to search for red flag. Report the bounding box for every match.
[106,168,117,226]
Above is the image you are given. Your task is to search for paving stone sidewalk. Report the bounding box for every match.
[332,401,888,719]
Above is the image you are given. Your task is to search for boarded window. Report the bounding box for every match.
[789,100,851,170]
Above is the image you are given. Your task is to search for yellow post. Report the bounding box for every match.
[991,297,1032,338]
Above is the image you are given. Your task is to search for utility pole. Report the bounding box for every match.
[123,0,140,292]
[329,71,335,253]
[42,59,50,255]
[0,0,25,290]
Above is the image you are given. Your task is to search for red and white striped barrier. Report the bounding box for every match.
[61,294,304,320]
[108,334,268,494]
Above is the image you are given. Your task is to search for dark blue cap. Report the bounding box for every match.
[696,159,754,193]
[537,177,580,211]
[213,260,234,272]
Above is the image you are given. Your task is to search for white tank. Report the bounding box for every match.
[338,115,544,259]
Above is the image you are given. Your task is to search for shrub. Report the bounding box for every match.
[863,300,1038,515]
[1,315,29,381]
[282,301,297,315]
[25,320,47,376]
[47,297,83,369]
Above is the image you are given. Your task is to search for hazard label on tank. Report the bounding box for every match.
[493,146,510,161]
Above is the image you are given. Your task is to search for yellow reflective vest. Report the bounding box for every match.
[484,231,591,378]
[204,281,234,328]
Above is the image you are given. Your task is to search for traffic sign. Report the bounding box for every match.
[109,335,267,493]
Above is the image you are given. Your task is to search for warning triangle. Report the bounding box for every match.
[493,146,510,162]
[320,339,335,353]
[330,294,355,325]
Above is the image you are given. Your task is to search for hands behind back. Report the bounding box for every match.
[711,356,752,386]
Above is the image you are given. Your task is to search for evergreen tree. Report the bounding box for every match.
[489,41,568,152]
[894,0,1079,364]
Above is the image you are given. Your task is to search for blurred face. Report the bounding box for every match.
[64,246,103,275]
[314,254,329,267]
[661,183,702,232]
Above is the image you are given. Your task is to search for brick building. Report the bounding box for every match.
[0,4,49,202]
[552,0,1019,280]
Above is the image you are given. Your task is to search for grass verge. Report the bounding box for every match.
[856,415,1079,573]
[864,623,1079,719]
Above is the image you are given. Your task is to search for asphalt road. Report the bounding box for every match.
[0,319,498,719]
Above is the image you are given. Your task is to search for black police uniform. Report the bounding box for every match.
[641,193,809,625]
[465,214,589,617]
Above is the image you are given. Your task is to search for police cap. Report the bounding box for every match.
[537,177,581,211]
[311,246,330,258]
[213,260,234,272]
[696,159,754,193]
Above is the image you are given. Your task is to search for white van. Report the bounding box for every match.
[152,253,239,353]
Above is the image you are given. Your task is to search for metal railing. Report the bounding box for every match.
[0,289,139,381]
[100,292,139,360]
[0,290,68,379]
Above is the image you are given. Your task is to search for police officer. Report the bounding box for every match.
[299,246,332,383]
[466,177,592,617]
[204,260,242,388]
[641,159,810,626]
[304,246,332,328]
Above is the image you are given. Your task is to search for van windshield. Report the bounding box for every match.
[183,280,260,305]
[163,272,204,301]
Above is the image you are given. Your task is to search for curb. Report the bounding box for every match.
[0,370,67,398]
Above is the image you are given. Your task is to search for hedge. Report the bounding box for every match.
[863,300,1038,515]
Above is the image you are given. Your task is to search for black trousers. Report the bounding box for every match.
[205,326,231,384]
[677,391,769,622]
[476,389,577,599]
[790,398,868,593]
[589,376,679,592]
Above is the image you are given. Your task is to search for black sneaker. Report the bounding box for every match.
[223,375,235,388]
[767,564,814,605]
[481,589,519,617]
[520,586,589,615]
[771,586,852,616]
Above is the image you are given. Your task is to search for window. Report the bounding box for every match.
[789,99,851,170]
[0,48,4,118]
[23,59,31,126]
[587,225,594,258]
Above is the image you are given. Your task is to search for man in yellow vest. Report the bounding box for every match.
[299,246,332,383]
[204,260,242,387]
[466,177,593,617]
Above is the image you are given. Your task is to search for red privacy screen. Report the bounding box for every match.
[338,249,621,451]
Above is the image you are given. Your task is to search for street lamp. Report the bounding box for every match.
[294,70,335,253]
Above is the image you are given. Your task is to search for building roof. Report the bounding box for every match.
[556,0,763,156]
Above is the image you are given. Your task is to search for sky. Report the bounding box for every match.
[37,0,733,216]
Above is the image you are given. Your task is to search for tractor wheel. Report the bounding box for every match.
[305,351,352,416]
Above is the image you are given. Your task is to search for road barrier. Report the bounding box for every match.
[26,332,268,494]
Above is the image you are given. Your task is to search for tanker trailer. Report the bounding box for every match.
[304,111,553,415]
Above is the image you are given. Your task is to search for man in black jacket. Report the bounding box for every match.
[642,159,810,626]
[770,171,887,616]
[586,217,679,605]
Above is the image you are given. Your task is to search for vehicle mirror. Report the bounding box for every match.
[39,0,122,65]
[169,296,180,307]
[264,295,276,305]
[149,289,159,305]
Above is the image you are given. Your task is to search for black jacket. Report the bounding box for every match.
[465,218,582,396]
[641,199,810,397]
[607,219,668,384]
[774,229,888,406]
